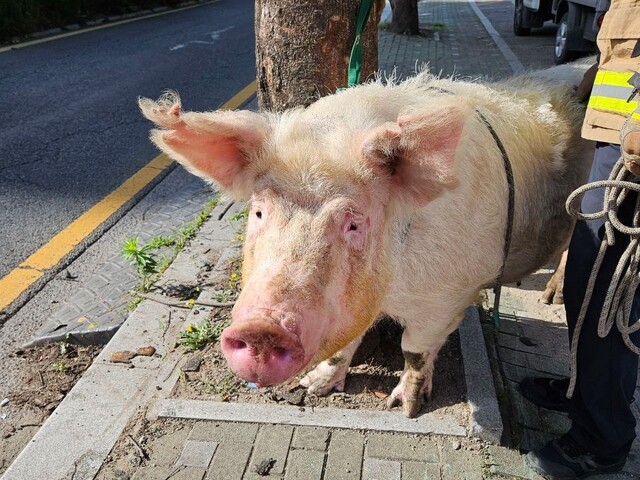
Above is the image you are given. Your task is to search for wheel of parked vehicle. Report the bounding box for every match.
[513,0,531,36]
[554,12,576,64]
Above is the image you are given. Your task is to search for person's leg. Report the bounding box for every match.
[519,143,623,413]
[526,143,640,478]
[564,218,639,459]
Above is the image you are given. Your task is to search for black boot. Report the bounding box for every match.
[518,376,570,412]
[524,435,627,480]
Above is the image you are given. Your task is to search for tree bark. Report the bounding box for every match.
[255,0,384,112]
[389,0,419,35]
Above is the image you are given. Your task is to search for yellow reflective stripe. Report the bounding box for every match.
[588,95,639,115]
[594,70,635,88]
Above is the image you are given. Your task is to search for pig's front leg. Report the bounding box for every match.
[541,249,568,305]
[299,335,363,396]
[387,332,445,418]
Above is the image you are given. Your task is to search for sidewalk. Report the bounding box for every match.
[2,0,639,479]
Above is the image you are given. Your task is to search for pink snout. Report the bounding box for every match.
[220,320,306,386]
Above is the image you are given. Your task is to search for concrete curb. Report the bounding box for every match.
[151,399,467,437]
[459,307,504,444]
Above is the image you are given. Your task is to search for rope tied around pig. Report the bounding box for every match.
[476,110,515,328]
[565,151,640,398]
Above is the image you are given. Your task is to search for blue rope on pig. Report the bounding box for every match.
[477,110,516,328]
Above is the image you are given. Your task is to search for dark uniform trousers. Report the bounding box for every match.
[565,143,640,459]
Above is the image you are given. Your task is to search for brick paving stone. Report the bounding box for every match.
[379,0,511,80]
[324,430,365,480]
[133,466,206,480]
[401,460,429,480]
[487,445,539,480]
[519,428,557,453]
[205,443,253,480]
[362,458,402,480]
[291,426,330,451]
[493,317,523,336]
[497,346,530,369]
[247,424,294,477]
[177,440,217,468]
[425,463,442,479]
[189,421,259,444]
[132,466,174,480]
[539,409,571,436]
[148,426,190,466]
[441,444,482,480]
[622,447,640,476]
[283,449,325,480]
[509,389,544,431]
[366,432,439,463]
[501,364,539,384]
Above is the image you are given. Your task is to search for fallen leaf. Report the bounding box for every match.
[373,390,389,399]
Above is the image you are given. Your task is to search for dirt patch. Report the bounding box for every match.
[96,414,193,479]
[0,343,101,475]
[172,309,469,424]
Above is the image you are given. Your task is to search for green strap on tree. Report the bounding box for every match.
[347,0,375,87]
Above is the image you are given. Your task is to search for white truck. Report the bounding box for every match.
[513,0,610,64]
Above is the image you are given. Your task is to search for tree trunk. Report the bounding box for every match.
[255,0,384,112]
[389,0,419,35]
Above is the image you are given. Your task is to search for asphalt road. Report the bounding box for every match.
[0,0,255,279]
[475,0,560,71]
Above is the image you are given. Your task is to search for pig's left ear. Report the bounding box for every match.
[360,105,468,205]
[139,94,270,198]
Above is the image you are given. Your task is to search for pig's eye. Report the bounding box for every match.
[255,211,262,219]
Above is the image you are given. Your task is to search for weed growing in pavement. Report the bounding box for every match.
[198,368,243,401]
[229,208,248,223]
[52,360,69,373]
[177,319,227,352]
[213,288,237,303]
[59,333,72,356]
[122,197,219,311]
[122,237,158,277]
[230,206,248,244]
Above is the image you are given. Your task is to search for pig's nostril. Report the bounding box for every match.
[227,339,247,350]
[272,347,290,360]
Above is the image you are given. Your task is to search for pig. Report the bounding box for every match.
[139,70,592,417]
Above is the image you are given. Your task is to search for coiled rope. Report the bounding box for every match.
[565,146,640,398]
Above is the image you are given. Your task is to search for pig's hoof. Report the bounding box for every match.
[386,389,426,418]
[299,361,348,397]
[541,283,564,305]
[386,371,430,418]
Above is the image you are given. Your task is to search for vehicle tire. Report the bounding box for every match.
[554,12,577,64]
[513,0,531,36]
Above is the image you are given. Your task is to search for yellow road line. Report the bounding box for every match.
[220,81,257,110]
[0,0,220,54]
[0,81,256,312]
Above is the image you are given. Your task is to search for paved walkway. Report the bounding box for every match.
[3,1,640,479]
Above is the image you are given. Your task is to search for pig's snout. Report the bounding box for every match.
[221,320,306,386]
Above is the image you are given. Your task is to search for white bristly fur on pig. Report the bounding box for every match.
[140,65,593,417]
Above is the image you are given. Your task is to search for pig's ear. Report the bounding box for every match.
[360,105,468,205]
[139,93,269,197]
